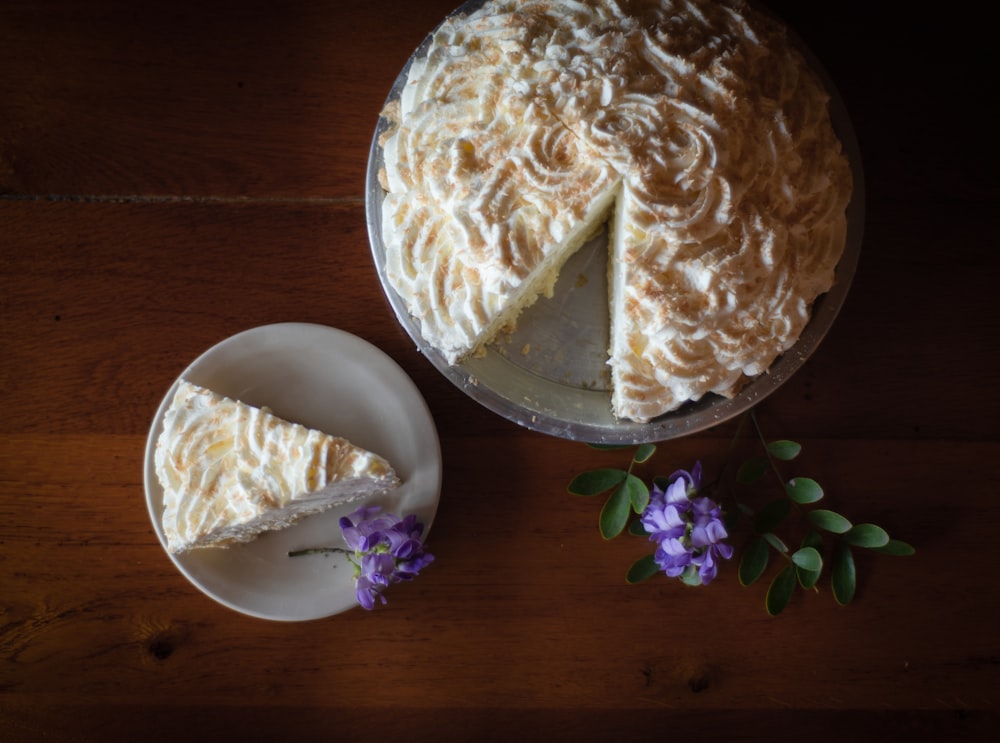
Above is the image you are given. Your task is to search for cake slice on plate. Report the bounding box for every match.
[154,380,400,554]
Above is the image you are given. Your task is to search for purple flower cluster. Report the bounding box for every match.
[340,505,434,610]
[639,462,733,585]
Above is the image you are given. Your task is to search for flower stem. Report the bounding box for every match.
[287,547,348,558]
[750,408,786,490]
[717,409,752,485]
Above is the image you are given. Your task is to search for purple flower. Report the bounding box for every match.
[639,462,732,586]
[339,506,434,609]
[354,575,386,610]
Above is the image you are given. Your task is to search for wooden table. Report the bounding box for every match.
[2,1,997,739]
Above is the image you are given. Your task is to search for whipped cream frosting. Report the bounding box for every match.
[155,381,399,553]
[379,0,852,422]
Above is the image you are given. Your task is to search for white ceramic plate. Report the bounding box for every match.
[143,323,442,621]
[365,0,864,444]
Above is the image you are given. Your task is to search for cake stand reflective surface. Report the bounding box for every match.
[365,0,864,444]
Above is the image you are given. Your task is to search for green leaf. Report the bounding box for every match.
[628,519,648,537]
[808,509,853,534]
[796,531,825,589]
[599,485,632,539]
[842,523,890,548]
[762,531,789,554]
[766,565,798,616]
[568,468,626,496]
[802,529,824,550]
[831,542,856,606]
[754,498,791,534]
[624,473,650,514]
[797,565,822,589]
[738,535,769,586]
[626,554,660,584]
[785,477,824,504]
[791,546,823,572]
[723,507,742,532]
[874,539,916,556]
[767,439,802,461]
[632,443,657,464]
[737,456,768,484]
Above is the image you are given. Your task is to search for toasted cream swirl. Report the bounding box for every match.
[380,0,852,421]
[155,381,398,553]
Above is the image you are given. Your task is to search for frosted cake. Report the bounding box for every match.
[378,0,852,422]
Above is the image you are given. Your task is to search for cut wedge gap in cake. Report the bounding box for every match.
[477,179,620,359]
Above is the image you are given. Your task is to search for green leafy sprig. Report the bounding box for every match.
[567,443,657,540]
[732,412,914,615]
[567,409,915,616]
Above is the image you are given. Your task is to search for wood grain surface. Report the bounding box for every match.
[2,0,998,740]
